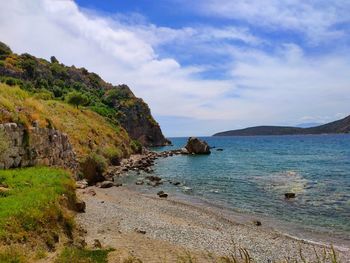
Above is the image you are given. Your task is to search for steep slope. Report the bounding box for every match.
[0,83,133,159]
[0,41,169,146]
[214,115,350,136]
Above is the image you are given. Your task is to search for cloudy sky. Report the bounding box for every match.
[0,0,349,136]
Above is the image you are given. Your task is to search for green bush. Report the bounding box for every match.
[0,77,23,87]
[80,152,107,185]
[50,56,59,64]
[102,146,123,165]
[33,90,54,100]
[90,103,116,119]
[0,41,12,59]
[65,91,90,108]
[131,140,143,154]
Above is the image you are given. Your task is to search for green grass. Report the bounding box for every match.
[0,167,75,240]
[55,247,113,263]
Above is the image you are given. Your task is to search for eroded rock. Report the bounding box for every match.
[185,137,211,154]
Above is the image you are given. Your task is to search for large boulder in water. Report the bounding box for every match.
[185,137,211,154]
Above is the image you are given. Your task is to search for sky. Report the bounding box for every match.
[0,0,349,137]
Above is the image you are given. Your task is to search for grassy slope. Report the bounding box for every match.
[0,167,74,260]
[0,83,132,158]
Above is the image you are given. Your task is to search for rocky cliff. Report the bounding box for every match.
[104,85,170,146]
[0,41,169,147]
[0,122,77,170]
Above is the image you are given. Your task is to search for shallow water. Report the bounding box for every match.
[130,135,350,245]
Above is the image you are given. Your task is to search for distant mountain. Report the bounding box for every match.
[295,122,322,128]
[213,115,350,136]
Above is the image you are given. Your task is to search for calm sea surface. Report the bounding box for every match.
[127,135,350,245]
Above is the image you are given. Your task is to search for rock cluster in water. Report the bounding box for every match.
[76,137,212,189]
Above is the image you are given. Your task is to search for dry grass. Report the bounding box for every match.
[0,83,133,159]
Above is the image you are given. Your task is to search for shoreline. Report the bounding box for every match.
[112,151,350,250]
[126,182,350,252]
[76,183,350,262]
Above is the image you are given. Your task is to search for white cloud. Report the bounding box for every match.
[195,0,350,44]
[0,0,349,136]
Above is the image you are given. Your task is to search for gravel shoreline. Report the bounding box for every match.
[76,185,350,262]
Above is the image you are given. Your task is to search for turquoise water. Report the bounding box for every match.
[149,135,350,244]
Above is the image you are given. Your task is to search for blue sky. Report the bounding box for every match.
[1,0,350,136]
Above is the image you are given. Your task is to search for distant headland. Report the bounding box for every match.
[214,114,350,136]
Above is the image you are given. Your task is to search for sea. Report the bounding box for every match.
[123,135,350,247]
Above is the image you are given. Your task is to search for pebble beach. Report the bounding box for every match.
[76,185,350,262]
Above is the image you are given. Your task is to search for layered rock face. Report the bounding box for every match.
[185,137,211,154]
[0,123,77,170]
[118,98,171,147]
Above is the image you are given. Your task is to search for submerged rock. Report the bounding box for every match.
[185,137,211,154]
[285,192,296,199]
[146,175,162,182]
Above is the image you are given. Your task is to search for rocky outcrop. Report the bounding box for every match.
[105,85,171,147]
[0,122,77,170]
[118,100,171,147]
[185,137,211,154]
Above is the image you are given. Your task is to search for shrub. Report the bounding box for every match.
[80,152,107,185]
[1,77,22,87]
[50,56,59,64]
[65,91,90,108]
[35,78,49,90]
[103,146,123,165]
[131,140,143,154]
[53,86,63,98]
[0,41,12,59]
[33,90,54,100]
[90,103,116,119]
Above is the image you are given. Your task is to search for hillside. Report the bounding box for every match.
[214,115,350,136]
[0,41,169,146]
[0,83,134,159]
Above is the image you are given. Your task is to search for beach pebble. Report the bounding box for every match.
[159,193,168,198]
[135,228,146,234]
[85,189,96,196]
[253,220,262,226]
[100,181,114,188]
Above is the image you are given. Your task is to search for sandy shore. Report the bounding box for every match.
[76,186,350,262]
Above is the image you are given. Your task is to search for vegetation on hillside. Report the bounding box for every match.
[0,167,75,261]
[0,41,168,146]
[0,83,133,160]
